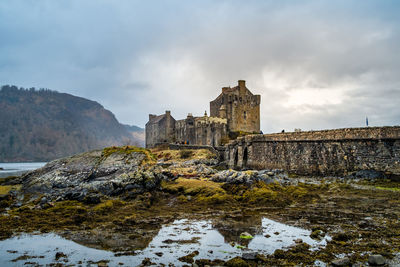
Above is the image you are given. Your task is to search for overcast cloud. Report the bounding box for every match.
[1,0,399,132]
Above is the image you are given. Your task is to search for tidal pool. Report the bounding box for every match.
[0,217,330,266]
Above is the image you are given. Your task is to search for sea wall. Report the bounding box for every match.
[225,126,400,177]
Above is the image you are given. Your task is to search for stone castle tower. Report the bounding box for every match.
[210,80,260,133]
[145,80,261,148]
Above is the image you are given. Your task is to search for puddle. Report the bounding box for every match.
[0,217,330,266]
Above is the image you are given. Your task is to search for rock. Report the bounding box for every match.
[331,257,351,266]
[83,195,101,204]
[226,257,248,266]
[242,251,258,260]
[55,252,67,260]
[40,197,47,204]
[310,229,325,240]
[294,238,303,244]
[12,202,22,208]
[351,170,384,179]
[19,148,165,201]
[368,254,385,266]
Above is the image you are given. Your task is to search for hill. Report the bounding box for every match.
[123,124,145,147]
[0,85,142,162]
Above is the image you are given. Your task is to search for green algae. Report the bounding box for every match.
[225,256,249,267]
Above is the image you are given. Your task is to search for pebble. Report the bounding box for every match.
[368,254,385,266]
[242,252,257,260]
[331,257,350,266]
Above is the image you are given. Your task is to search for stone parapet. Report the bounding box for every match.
[224,126,400,178]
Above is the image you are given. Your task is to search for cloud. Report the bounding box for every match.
[1,0,399,132]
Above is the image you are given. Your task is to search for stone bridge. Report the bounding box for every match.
[224,126,400,177]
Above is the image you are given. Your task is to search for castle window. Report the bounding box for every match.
[244,111,247,120]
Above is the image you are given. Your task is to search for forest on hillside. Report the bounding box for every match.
[0,85,143,162]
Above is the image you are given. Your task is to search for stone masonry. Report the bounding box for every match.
[225,126,400,177]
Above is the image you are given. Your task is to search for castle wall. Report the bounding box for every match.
[225,127,400,177]
[175,116,227,146]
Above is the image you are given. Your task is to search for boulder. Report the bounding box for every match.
[19,148,166,201]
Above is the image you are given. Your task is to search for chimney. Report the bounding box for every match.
[149,114,156,121]
[238,80,246,88]
[222,87,230,93]
[165,110,171,116]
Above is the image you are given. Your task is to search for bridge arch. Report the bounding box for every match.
[243,146,248,168]
[233,149,239,169]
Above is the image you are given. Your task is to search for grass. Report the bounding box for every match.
[0,176,19,185]
[162,178,224,196]
[102,146,156,163]
[152,149,216,162]
[179,149,194,159]
[375,186,400,192]
[0,185,20,195]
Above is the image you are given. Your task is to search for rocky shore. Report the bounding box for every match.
[0,146,399,266]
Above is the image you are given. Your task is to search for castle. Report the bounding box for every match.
[145,80,261,148]
[145,80,400,178]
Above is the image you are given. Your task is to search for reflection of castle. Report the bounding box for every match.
[145,80,261,148]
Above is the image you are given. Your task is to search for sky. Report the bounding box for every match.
[1,0,400,133]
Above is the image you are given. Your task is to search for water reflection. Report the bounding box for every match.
[0,217,329,266]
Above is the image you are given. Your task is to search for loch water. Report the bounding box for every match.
[0,217,330,266]
[0,162,46,178]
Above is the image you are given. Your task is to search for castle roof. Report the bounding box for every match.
[148,114,166,124]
